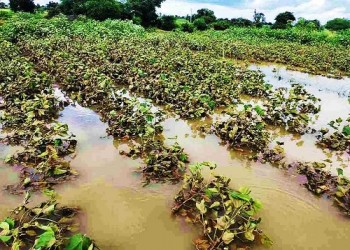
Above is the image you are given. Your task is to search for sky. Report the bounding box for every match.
[2,0,350,24]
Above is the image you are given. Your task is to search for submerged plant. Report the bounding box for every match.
[214,108,271,152]
[172,162,272,249]
[121,139,189,184]
[0,193,97,250]
[317,117,350,151]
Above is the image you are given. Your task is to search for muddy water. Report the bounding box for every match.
[1,67,350,250]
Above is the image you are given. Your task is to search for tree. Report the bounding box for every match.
[253,9,266,27]
[212,19,232,30]
[60,0,86,16]
[295,18,321,30]
[46,1,60,18]
[273,11,296,29]
[9,0,36,12]
[193,17,208,31]
[157,15,176,31]
[193,8,216,24]
[180,21,194,33]
[0,2,6,8]
[124,0,165,27]
[59,0,123,20]
[325,18,350,31]
[84,0,122,21]
[230,18,253,27]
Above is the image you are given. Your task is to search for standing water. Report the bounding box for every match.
[1,65,350,249]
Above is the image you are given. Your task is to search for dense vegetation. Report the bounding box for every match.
[0,8,350,249]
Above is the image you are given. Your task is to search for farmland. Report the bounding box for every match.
[1,13,350,250]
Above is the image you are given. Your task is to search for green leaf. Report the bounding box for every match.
[54,139,63,147]
[34,230,56,249]
[254,105,265,116]
[0,235,12,243]
[342,125,350,136]
[222,231,235,244]
[54,168,68,175]
[337,168,344,176]
[4,218,15,229]
[43,204,56,215]
[179,153,188,162]
[23,177,31,186]
[210,201,221,208]
[244,230,255,241]
[195,199,207,214]
[0,222,9,230]
[4,154,12,163]
[66,234,93,250]
[261,234,274,247]
[229,191,251,202]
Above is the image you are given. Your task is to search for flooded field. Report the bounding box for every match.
[1,64,350,249]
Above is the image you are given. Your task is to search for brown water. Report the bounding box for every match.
[1,66,350,249]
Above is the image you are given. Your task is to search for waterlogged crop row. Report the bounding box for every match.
[153,31,350,78]
[0,41,97,249]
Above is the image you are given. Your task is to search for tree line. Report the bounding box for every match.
[1,0,350,31]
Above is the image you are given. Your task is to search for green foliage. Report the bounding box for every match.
[273,11,296,29]
[193,8,216,24]
[0,198,97,249]
[173,162,272,249]
[212,19,232,30]
[66,234,94,250]
[59,0,123,20]
[0,10,13,20]
[83,0,123,21]
[180,21,194,33]
[9,0,35,13]
[230,17,253,27]
[325,18,350,31]
[295,18,321,30]
[157,15,176,31]
[46,1,60,18]
[125,0,165,27]
[253,10,266,27]
[193,17,208,31]
[0,13,144,42]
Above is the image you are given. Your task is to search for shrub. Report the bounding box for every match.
[83,0,122,21]
[325,18,350,31]
[157,15,176,31]
[212,20,231,30]
[180,21,194,33]
[9,0,35,13]
[193,17,208,31]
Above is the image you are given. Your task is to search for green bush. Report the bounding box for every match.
[212,20,231,30]
[157,15,176,31]
[325,18,350,31]
[193,17,208,31]
[180,21,194,33]
[0,10,13,20]
[83,0,122,21]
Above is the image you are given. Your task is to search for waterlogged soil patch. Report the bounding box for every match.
[172,162,272,250]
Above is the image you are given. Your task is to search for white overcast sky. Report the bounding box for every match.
[2,0,349,23]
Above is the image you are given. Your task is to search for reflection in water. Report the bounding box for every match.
[1,66,350,249]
